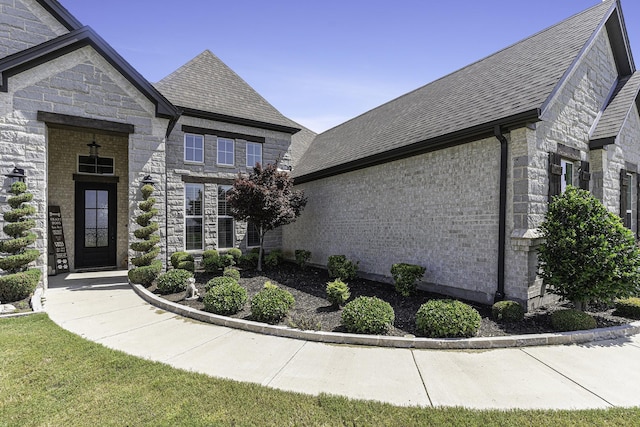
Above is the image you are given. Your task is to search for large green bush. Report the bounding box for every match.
[250,282,295,324]
[614,297,640,319]
[155,269,193,295]
[223,267,241,281]
[327,255,358,281]
[341,296,394,335]
[390,263,426,297]
[491,300,525,322]
[326,279,350,307]
[170,251,195,272]
[538,186,640,310]
[0,181,41,302]
[550,309,597,332]
[203,281,248,315]
[205,276,238,293]
[415,299,481,338]
[129,184,161,286]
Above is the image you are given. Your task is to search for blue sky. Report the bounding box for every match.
[60,1,639,133]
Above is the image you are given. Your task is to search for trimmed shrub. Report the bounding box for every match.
[416,299,481,338]
[238,252,259,270]
[326,279,350,307]
[127,260,162,287]
[0,268,41,302]
[491,300,525,322]
[223,267,241,281]
[250,282,295,324]
[129,183,161,286]
[295,249,311,269]
[155,269,193,294]
[203,281,248,315]
[227,248,242,262]
[614,297,640,319]
[264,249,284,268]
[550,309,597,332]
[341,296,394,335]
[390,263,426,297]
[202,250,221,273]
[170,251,195,272]
[205,276,238,292]
[327,255,358,281]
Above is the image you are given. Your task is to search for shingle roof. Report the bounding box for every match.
[294,0,616,181]
[590,72,640,142]
[154,50,298,131]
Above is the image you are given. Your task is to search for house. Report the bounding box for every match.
[282,0,640,308]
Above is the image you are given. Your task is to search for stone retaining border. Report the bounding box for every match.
[132,283,640,349]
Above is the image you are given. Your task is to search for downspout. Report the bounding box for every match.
[494,125,507,302]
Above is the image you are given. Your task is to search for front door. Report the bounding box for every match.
[75,182,117,269]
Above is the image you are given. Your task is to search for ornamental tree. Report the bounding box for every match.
[538,186,640,310]
[128,184,162,286]
[227,163,307,271]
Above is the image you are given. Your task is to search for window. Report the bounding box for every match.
[246,142,263,167]
[561,159,573,193]
[218,185,234,248]
[627,173,633,228]
[185,184,203,250]
[247,222,260,247]
[184,133,204,163]
[217,137,234,166]
[78,155,114,174]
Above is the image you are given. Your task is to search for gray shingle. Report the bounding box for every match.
[294,1,615,180]
[590,72,640,141]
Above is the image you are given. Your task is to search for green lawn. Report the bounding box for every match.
[1,314,639,426]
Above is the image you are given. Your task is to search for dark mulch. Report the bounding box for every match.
[155,262,633,337]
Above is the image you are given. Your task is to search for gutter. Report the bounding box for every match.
[494,126,508,302]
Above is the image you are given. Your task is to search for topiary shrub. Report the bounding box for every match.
[227,248,242,262]
[155,269,193,295]
[550,309,597,332]
[326,279,350,307]
[341,296,394,335]
[129,183,161,286]
[264,249,283,268]
[170,251,195,272]
[0,181,41,302]
[205,276,238,293]
[223,267,241,281]
[613,297,640,319]
[295,249,311,269]
[250,282,295,324]
[327,255,358,281]
[203,280,248,315]
[390,263,426,297]
[415,299,481,338]
[538,186,640,310]
[491,300,525,322]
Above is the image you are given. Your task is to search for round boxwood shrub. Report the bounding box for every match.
[170,251,195,272]
[327,255,358,281]
[250,282,295,324]
[614,297,640,319]
[491,300,525,322]
[390,263,426,297]
[416,299,481,338]
[239,251,259,270]
[155,269,193,294]
[341,296,394,335]
[550,309,597,332]
[326,279,350,307]
[203,281,248,315]
[205,276,238,292]
[264,249,284,268]
[223,267,241,281]
[227,248,242,262]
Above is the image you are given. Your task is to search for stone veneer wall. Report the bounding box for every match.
[284,137,502,304]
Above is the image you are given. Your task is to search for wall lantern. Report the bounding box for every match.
[141,175,156,187]
[87,140,101,159]
[5,167,26,183]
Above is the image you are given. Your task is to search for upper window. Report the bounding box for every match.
[78,155,114,175]
[184,134,204,163]
[561,159,573,193]
[185,183,203,251]
[246,142,263,167]
[217,137,234,166]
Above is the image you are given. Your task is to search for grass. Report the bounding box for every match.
[1,314,639,426]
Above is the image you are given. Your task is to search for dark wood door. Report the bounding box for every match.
[75,182,117,269]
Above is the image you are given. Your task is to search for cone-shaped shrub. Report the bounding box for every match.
[128,184,161,286]
[0,181,41,302]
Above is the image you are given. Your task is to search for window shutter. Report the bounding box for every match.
[620,169,629,227]
[549,152,562,202]
[579,161,590,190]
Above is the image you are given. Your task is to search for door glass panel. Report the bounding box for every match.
[97,229,108,247]
[85,210,96,228]
[85,190,96,209]
[97,209,108,228]
[84,190,109,248]
[85,230,97,247]
[97,190,108,209]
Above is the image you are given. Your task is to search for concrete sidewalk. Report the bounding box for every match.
[44,271,640,410]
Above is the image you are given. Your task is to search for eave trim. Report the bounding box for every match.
[180,107,300,135]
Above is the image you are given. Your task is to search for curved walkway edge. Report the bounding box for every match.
[132,283,640,350]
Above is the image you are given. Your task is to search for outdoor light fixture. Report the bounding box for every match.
[5,167,26,183]
[141,175,156,186]
[87,139,100,159]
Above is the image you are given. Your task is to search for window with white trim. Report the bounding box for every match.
[247,222,260,247]
[246,142,262,167]
[184,133,204,163]
[561,159,573,193]
[185,183,203,250]
[217,137,234,166]
[218,185,234,248]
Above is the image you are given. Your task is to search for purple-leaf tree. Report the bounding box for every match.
[227,163,307,271]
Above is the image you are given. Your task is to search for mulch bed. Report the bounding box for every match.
[155,262,634,337]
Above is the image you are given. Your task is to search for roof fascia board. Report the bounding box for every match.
[589,137,616,149]
[35,0,82,31]
[294,109,541,184]
[180,107,301,135]
[606,3,635,76]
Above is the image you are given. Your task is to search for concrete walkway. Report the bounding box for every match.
[44,271,640,410]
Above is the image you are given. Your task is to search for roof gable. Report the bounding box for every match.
[590,72,640,146]
[154,50,299,134]
[294,1,620,183]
